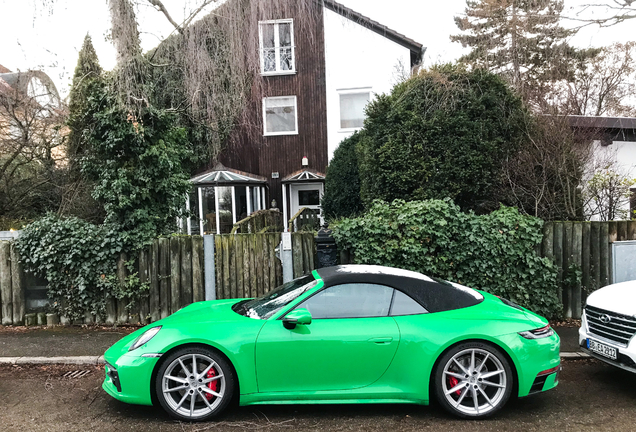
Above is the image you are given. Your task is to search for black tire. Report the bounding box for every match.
[433,341,513,419]
[155,346,235,421]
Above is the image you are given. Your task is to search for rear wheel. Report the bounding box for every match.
[155,347,235,421]
[433,342,513,419]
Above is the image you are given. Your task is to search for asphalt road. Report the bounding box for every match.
[0,359,634,432]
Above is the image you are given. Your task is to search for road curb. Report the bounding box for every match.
[0,356,105,365]
[560,352,590,359]
[0,353,589,365]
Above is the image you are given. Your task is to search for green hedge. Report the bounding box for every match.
[332,199,561,318]
[322,133,364,220]
[16,214,147,321]
[357,65,528,213]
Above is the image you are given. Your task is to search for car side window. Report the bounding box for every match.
[296,283,394,319]
[390,290,428,316]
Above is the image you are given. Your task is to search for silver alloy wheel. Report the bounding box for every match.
[441,348,507,416]
[161,353,226,420]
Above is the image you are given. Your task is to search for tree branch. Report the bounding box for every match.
[146,0,184,33]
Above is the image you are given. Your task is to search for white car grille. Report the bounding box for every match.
[585,305,636,346]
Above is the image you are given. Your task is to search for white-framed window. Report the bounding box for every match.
[339,88,371,131]
[263,96,298,136]
[259,19,295,75]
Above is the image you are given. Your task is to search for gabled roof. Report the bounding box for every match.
[282,169,326,183]
[191,163,268,186]
[322,0,425,64]
[0,64,11,73]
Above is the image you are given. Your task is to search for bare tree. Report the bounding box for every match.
[503,113,594,220]
[561,42,636,117]
[567,1,636,28]
[145,0,218,34]
[582,145,636,220]
[0,73,68,222]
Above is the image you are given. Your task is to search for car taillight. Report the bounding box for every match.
[519,324,555,339]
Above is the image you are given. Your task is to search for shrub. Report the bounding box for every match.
[322,133,364,220]
[16,214,149,321]
[16,215,119,320]
[332,199,561,318]
[81,81,193,247]
[357,64,529,213]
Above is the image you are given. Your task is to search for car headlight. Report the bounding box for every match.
[129,326,162,351]
[519,324,554,339]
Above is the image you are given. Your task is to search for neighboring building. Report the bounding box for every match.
[569,115,636,220]
[188,0,424,234]
[0,66,64,159]
[0,68,61,108]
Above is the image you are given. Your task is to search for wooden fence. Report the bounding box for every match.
[0,241,25,325]
[213,233,314,300]
[541,221,636,319]
[3,220,634,325]
[0,233,316,326]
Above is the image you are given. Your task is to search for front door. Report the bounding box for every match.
[289,183,323,229]
[255,283,400,393]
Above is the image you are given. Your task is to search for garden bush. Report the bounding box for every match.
[332,199,561,318]
[15,214,139,321]
[357,64,529,213]
[322,133,364,220]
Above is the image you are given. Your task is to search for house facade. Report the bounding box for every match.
[569,115,636,220]
[189,0,424,234]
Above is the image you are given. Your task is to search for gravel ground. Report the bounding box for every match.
[0,359,635,432]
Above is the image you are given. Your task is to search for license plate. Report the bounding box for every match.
[588,338,618,360]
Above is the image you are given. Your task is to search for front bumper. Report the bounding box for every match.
[579,314,636,374]
[102,352,160,406]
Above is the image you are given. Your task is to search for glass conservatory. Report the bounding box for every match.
[184,164,268,235]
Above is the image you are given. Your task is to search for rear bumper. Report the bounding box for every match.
[498,330,560,397]
[528,365,561,395]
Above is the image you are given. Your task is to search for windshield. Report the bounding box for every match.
[232,275,318,320]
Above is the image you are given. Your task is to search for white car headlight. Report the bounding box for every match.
[129,326,162,352]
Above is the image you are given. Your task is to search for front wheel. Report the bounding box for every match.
[155,347,235,421]
[433,342,513,419]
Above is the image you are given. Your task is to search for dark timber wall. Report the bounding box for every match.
[219,1,329,209]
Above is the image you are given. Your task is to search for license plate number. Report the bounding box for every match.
[588,339,618,360]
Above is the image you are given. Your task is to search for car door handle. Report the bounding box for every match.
[368,337,393,344]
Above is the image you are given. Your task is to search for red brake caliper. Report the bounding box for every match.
[205,367,218,401]
[449,376,461,396]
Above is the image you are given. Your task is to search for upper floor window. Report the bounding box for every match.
[339,89,371,131]
[263,96,298,136]
[259,19,295,75]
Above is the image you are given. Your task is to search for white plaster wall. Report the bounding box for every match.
[323,7,412,162]
[589,140,636,220]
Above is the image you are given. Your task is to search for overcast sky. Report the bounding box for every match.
[0,0,632,98]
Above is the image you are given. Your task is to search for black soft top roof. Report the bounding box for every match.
[315,265,483,313]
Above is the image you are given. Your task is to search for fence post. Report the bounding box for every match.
[572,223,583,319]
[204,235,216,301]
[10,244,25,325]
[116,253,128,325]
[0,241,13,325]
[281,232,293,283]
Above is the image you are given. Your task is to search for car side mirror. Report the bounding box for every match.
[283,308,312,330]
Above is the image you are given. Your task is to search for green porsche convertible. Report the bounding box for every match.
[103,265,560,420]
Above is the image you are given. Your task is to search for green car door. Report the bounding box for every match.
[255,283,400,393]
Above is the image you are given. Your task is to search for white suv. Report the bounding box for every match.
[579,280,636,373]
